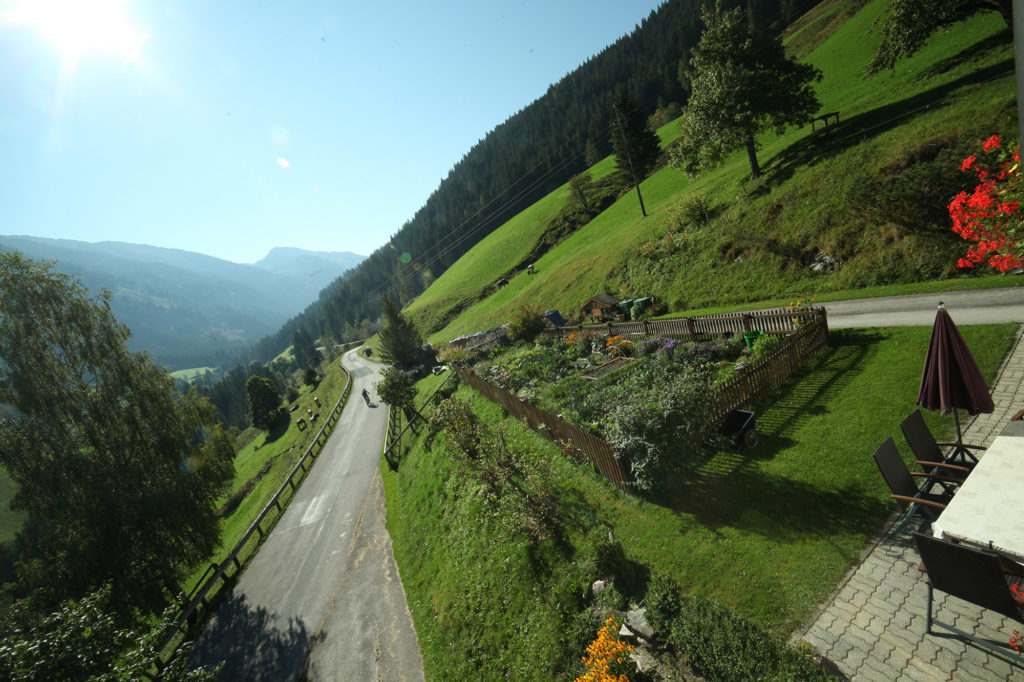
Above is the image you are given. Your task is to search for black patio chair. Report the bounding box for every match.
[901,409,983,470]
[912,532,1024,665]
[873,437,961,521]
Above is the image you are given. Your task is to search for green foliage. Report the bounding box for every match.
[376,366,418,418]
[0,253,235,615]
[506,305,547,345]
[429,397,560,543]
[611,87,663,183]
[643,571,682,634]
[378,295,424,369]
[669,594,833,681]
[0,586,219,681]
[868,0,1010,72]
[670,192,712,230]
[601,360,726,492]
[246,375,282,431]
[672,1,822,179]
[291,327,316,369]
[751,332,783,358]
[302,365,318,387]
[284,385,300,403]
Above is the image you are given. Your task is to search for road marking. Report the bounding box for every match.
[299,494,329,528]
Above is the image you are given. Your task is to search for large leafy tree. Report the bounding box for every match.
[377,295,423,369]
[610,87,662,183]
[672,1,822,180]
[0,586,218,681]
[375,367,417,420]
[245,375,282,430]
[0,252,235,615]
[869,0,1011,73]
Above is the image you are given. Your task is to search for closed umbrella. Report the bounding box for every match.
[916,302,994,463]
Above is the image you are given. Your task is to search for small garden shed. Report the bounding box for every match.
[581,294,619,320]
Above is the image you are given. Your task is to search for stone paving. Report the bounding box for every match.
[793,324,1024,680]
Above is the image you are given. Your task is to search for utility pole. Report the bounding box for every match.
[613,103,647,218]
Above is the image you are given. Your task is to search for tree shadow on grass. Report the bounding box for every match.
[759,57,1014,191]
[190,592,319,682]
[651,330,891,551]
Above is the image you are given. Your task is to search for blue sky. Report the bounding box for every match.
[0,0,665,264]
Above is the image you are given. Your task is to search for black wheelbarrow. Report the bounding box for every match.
[719,409,759,450]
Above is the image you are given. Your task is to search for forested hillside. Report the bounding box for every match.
[244,0,815,365]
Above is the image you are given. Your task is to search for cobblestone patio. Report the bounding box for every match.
[793,324,1024,680]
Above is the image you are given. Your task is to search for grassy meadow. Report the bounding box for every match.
[403,0,1017,346]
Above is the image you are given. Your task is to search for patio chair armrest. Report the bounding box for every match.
[935,441,985,450]
[890,494,946,510]
[915,460,970,474]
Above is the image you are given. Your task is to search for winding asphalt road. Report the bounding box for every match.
[191,349,424,681]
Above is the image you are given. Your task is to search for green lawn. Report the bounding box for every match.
[382,323,1018,679]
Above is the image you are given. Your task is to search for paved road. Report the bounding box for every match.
[191,349,424,681]
[822,285,1024,328]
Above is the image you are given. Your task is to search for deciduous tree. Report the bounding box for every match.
[869,0,1011,73]
[0,252,234,615]
[671,1,821,180]
[375,366,417,420]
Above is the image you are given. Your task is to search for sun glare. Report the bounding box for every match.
[3,0,149,65]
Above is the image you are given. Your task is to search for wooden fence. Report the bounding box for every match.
[710,314,830,423]
[542,306,826,342]
[452,364,633,493]
[456,310,830,493]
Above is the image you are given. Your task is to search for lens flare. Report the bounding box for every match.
[277,157,291,169]
[400,252,412,264]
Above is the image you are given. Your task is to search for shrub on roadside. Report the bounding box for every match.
[507,305,548,345]
[643,574,835,681]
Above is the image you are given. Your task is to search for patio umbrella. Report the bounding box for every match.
[916,302,994,463]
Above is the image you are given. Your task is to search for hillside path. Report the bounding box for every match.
[823,285,1024,328]
[191,349,424,681]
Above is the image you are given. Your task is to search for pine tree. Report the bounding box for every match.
[377,295,423,369]
[610,87,662,184]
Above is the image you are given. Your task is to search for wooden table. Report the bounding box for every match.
[932,420,1024,563]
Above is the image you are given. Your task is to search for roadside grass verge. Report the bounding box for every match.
[382,323,1017,678]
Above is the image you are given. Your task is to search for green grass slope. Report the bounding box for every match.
[384,324,1017,679]
[406,0,1017,345]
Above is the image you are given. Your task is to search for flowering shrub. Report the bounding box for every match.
[639,337,681,357]
[575,617,634,682]
[949,135,1023,272]
[786,295,815,328]
[605,335,634,357]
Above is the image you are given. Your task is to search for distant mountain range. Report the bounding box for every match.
[0,236,363,370]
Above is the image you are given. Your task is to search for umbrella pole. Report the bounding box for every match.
[951,408,978,464]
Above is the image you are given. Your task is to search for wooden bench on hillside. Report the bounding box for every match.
[810,111,840,131]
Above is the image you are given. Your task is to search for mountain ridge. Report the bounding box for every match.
[0,235,364,370]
